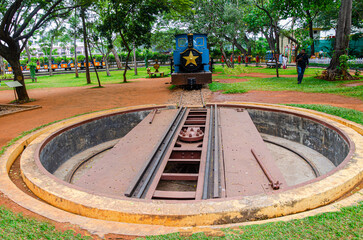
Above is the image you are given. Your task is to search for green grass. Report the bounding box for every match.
[142,202,363,239]
[214,65,316,77]
[210,66,363,100]
[285,104,363,125]
[0,66,170,90]
[0,207,90,239]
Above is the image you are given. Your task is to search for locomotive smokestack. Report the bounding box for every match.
[187,33,193,48]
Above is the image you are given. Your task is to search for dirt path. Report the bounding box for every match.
[235,72,313,78]
[0,78,172,148]
[0,76,362,239]
[208,90,363,112]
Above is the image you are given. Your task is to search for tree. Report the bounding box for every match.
[80,7,91,84]
[39,20,65,76]
[323,0,355,80]
[274,0,335,56]
[150,28,183,52]
[0,0,77,101]
[68,10,82,78]
[89,24,113,77]
[104,0,171,82]
[254,0,281,77]
[186,0,235,68]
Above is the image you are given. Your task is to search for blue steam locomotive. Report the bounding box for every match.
[171,33,212,87]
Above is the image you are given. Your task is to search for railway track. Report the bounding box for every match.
[178,89,205,107]
[125,106,221,200]
[65,104,323,201]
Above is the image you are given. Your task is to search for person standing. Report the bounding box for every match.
[282,55,287,69]
[296,49,309,84]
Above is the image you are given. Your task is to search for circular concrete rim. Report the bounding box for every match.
[4,103,363,228]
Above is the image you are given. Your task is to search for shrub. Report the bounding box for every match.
[224,65,251,75]
[355,69,361,77]
[0,73,13,80]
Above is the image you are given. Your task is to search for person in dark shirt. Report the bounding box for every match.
[296,49,309,84]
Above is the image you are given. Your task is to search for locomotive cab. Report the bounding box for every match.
[171,33,212,88]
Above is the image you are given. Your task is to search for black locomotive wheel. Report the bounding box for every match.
[180,49,202,72]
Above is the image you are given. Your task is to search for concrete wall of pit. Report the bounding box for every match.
[39,107,349,175]
[248,109,350,166]
[40,110,152,173]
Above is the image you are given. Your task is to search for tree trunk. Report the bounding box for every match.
[7,58,29,101]
[120,32,131,83]
[24,41,32,63]
[273,21,280,78]
[306,10,315,57]
[48,37,54,76]
[263,30,275,52]
[231,43,234,68]
[0,56,5,75]
[105,53,111,76]
[133,42,137,75]
[74,33,79,78]
[220,43,232,68]
[224,36,247,54]
[325,0,354,80]
[81,8,91,84]
[123,49,131,83]
[111,48,122,69]
[87,39,101,87]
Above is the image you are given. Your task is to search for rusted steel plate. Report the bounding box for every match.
[161,173,199,181]
[153,190,196,199]
[219,108,287,197]
[184,120,206,125]
[72,109,178,196]
[168,159,200,164]
[144,108,210,200]
[144,110,191,199]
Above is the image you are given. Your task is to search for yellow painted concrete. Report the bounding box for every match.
[1,103,362,231]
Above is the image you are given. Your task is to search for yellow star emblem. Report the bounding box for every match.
[183,51,199,66]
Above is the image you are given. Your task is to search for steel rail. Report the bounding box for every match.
[263,139,320,177]
[200,89,205,108]
[125,107,187,198]
[66,146,113,183]
[202,105,214,199]
[178,92,183,108]
[213,104,220,198]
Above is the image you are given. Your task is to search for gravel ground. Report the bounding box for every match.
[167,85,212,106]
[0,106,23,116]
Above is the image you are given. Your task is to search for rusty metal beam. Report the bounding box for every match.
[161,173,199,181]
[251,148,281,190]
[153,190,196,199]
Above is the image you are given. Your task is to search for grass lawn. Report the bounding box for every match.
[211,66,363,100]
[0,207,90,239]
[285,104,363,125]
[0,66,171,90]
[142,202,362,239]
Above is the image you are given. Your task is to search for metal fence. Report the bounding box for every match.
[309,58,363,65]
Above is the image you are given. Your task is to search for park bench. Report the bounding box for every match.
[266,60,282,68]
[147,62,164,78]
